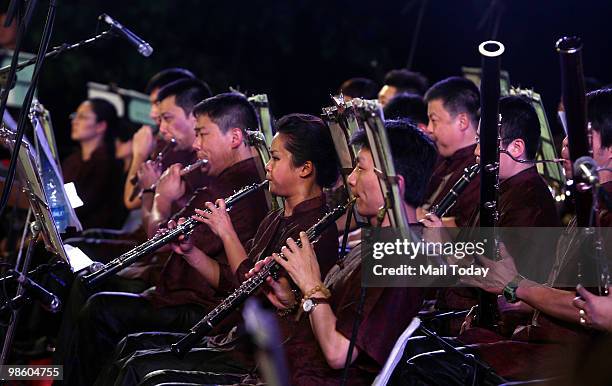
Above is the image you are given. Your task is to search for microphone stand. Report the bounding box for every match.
[0,0,56,220]
[582,178,609,296]
[0,29,114,84]
[0,0,37,121]
[417,319,507,385]
[0,219,42,366]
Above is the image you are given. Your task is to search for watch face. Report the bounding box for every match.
[302,299,315,313]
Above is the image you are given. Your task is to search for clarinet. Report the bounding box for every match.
[82,180,268,289]
[170,200,352,357]
[430,164,480,218]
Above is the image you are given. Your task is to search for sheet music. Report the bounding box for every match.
[373,317,421,386]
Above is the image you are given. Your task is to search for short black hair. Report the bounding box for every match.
[499,95,541,160]
[383,69,429,96]
[192,92,258,139]
[156,78,212,116]
[587,88,612,148]
[275,114,340,188]
[424,76,480,128]
[340,77,379,100]
[144,68,195,94]
[383,93,428,125]
[350,119,437,207]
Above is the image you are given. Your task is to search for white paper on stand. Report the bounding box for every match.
[373,317,422,386]
[64,244,95,273]
[63,182,84,208]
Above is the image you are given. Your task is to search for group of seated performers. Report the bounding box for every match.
[3,62,612,386]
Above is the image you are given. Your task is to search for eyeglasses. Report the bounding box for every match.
[69,112,96,121]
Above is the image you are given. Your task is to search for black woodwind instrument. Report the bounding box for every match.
[556,36,591,227]
[138,158,208,198]
[556,36,609,295]
[128,137,177,201]
[82,180,268,289]
[431,164,480,218]
[476,40,504,327]
[170,199,353,357]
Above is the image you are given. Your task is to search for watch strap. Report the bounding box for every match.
[503,275,523,303]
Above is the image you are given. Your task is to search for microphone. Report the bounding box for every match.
[574,156,599,186]
[99,14,153,57]
[16,273,61,313]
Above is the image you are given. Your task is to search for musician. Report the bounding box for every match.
[93,113,342,386]
[399,91,610,384]
[143,78,213,237]
[248,120,437,385]
[123,67,198,210]
[58,93,269,386]
[480,89,612,331]
[117,76,213,286]
[54,78,215,368]
[62,97,127,229]
[378,69,429,105]
[418,76,480,227]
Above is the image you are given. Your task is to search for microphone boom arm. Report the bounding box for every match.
[0,29,114,85]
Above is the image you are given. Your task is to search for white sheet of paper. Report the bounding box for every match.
[64,182,84,208]
[373,317,422,386]
[64,244,95,272]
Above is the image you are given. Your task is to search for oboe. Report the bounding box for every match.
[430,164,480,218]
[130,138,176,186]
[170,199,353,357]
[82,180,269,289]
[138,158,208,198]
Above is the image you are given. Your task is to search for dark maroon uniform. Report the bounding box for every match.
[285,243,424,386]
[62,146,126,229]
[423,144,480,226]
[143,157,269,308]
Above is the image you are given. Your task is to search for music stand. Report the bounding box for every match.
[0,125,68,261]
[0,125,64,365]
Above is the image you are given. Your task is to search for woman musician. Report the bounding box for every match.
[94,113,345,385]
[99,119,439,386]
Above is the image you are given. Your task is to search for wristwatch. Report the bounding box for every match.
[503,275,524,303]
[302,297,330,314]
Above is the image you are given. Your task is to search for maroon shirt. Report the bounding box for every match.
[438,167,561,324]
[453,181,610,381]
[232,196,341,386]
[142,157,268,308]
[424,144,480,226]
[285,243,424,386]
[62,146,126,229]
[118,148,212,285]
[233,195,339,285]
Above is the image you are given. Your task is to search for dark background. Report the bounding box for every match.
[12,0,612,158]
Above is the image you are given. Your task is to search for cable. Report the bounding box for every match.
[500,149,565,165]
